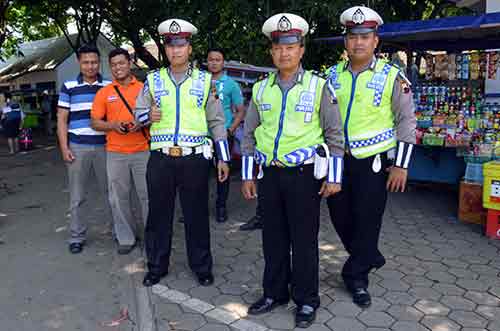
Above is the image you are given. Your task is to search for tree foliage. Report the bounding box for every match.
[2,0,471,69]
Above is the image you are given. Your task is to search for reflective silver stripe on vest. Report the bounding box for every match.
[256,78,269,106]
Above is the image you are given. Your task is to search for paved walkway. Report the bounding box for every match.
[151,180,500,331]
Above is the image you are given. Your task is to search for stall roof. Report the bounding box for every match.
[315,12,500,52]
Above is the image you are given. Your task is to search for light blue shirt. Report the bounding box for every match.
[213,74,243,129]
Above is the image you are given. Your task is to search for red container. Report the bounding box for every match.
[486,209,500,239]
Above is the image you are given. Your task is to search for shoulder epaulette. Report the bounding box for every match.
[396,70,412,86]
[311,70,328,79]
[256,72,270,82]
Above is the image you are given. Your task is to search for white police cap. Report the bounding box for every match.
[340,6,383,34]
[158,18,198,45]
[262,13,309,44]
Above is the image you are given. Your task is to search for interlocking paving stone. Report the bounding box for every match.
[425,270,458,283]
[448,311,488,328]
[387,305,424,321]
[456,279,491,291]
[408,287,443,301]
[421,316,460,331]
[383,291,417,305]
[475,305,500,319]
[326,316,366,331]
[432,283,466,296]
[439,295,477,310]
[465,290,500,306]
[357,311,395,328]
[151,188,500,331]
[231,318,268,331]
[326,301,362,317]
[197,323,231,331]
[391,321,429,331]
[414,299,450,316]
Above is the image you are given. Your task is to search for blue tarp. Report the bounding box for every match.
[315,12,500,52]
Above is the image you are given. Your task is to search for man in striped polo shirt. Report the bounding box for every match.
[57,44,112,254]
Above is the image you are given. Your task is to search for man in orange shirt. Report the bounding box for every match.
[91,48,149,254]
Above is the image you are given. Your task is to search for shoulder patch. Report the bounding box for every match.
[311,70,328,79]
[256,73,270,82]
[396,70,412,86]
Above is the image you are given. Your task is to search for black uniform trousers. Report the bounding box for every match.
[260,164,322,308]
[215,136,234,210]
[145,151,212,276]
[327,153,388,291]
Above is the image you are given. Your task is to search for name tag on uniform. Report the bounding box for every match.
[259,103,271,112]
[189,89,204,97]
[295,91,314,123]
[107,95,118,102]
[157,89,169,97]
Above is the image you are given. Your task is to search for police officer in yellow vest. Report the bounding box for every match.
[135,18,230,287]
[325,6,416,308]
[241,13,344,328]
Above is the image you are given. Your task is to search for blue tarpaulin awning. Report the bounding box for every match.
[315,12,500,52]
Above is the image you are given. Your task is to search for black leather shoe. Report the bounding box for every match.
[216,207,227,223]
[143,272,167,287]
[69,242,84,254]
[117,243,136,255]
[239,216,263,231]
[248,297,288,315]
[295,305,316,328]
[352,288,371,308]
[196,273,214,286]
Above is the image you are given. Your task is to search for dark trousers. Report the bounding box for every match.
[260,164,322,308]
[145,151,212,276]
[327,153,388,291]
[215,136,234,209]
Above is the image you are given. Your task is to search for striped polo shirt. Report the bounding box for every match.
[58,74,111,145]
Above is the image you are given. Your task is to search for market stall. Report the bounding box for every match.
[315,12,500,184]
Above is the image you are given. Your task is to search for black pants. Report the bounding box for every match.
[260,164,322,308]
[327,153,388,291]
[215,136,234,210]
[145,151,212,276]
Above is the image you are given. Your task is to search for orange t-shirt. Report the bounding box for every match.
[91,77,149,153]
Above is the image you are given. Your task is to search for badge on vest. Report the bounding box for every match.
[366,72,387,91]
[295,91,314,123]
[190,78,204,98]
[259,103,271,112]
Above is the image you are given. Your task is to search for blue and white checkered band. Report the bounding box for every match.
[327,65,341,91]
[259,104,272,112]
[367,64,391,107]
[189,70,206,108]
[153,71,163,107]
[150,134,206,144]
[284,146,317,164]
[254,149,267,165]
[349,129,394,149]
